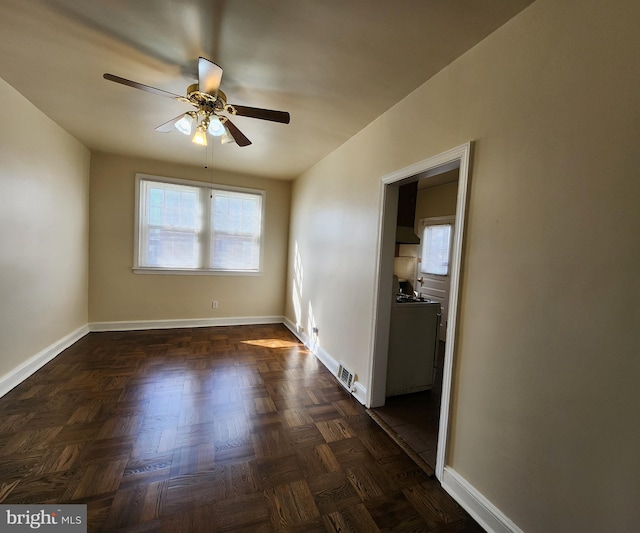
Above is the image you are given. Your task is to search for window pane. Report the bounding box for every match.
[241,199,257,233]
[211,191,261,271]
[421,224,452,275]
[165,189,180,207]
[166,207,179,227]
[214,196,228,231]
[147,228,198,268]
[212,235,257,270]
[149,206,163,225]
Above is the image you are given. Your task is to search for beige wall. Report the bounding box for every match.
[416,180,458,221]
[89,152,290,323]
[286,0,640,530]
[0,77,90,382]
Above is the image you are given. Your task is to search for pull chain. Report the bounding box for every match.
[204,139,214,199]
[209,142,214,198]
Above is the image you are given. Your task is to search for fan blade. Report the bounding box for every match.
[231,105,290,124]
[198,57,223,98]
[103,73,186,101]
[155,114,187,133]
[224,119,252,147]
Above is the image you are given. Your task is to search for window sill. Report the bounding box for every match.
[133,268,262,276]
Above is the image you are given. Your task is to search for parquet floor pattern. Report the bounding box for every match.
[0,324,482,532]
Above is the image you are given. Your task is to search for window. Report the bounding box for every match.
[134,174,264,274]
[420,223,452,276]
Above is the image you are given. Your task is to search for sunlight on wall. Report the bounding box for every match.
[307,301,319,354]
[292,242,304,330]
[292,242,322,358]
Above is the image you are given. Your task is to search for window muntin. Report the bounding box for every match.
[135,174,264,274]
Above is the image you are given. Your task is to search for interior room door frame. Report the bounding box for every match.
[367,142,472,481]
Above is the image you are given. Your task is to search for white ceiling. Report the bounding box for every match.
[0,0,534,180]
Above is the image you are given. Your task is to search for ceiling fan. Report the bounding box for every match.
[103,57,290,147]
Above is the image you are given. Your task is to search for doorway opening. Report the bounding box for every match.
[367,142,472,481]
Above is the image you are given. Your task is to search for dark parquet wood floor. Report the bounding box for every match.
[0,324,482,532]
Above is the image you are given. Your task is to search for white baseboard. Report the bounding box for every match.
[283,318,367,405]
[0,325,89,398]
[314,343,340,376]
[283,317,308,346]
[441,467,522,533]
[89,315,284,332]
[352,381,367,405]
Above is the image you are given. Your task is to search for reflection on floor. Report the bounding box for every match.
[372,341,445,471]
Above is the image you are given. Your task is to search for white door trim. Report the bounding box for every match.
[367,142,472,481]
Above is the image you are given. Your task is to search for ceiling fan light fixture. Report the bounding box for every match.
[192,125,208,146]
[221,126,235,144]
[174,112,196,135]
[104,57,290,150]
[208,116,226,137]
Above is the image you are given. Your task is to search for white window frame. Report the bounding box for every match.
[133,173,265,276]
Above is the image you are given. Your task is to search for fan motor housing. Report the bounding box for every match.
[187,83,226,115]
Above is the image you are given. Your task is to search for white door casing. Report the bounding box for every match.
[368,142,472,482]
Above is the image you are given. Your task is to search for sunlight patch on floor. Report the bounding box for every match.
[241,339,300,348]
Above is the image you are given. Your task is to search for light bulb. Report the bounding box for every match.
[221,126,235,144]
[174,112,195,135]
[192,125,208,146]
[208,116,226,137]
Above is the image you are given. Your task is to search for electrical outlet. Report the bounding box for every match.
[212,301,218,309]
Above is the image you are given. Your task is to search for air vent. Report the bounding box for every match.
[338,364,355,391]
